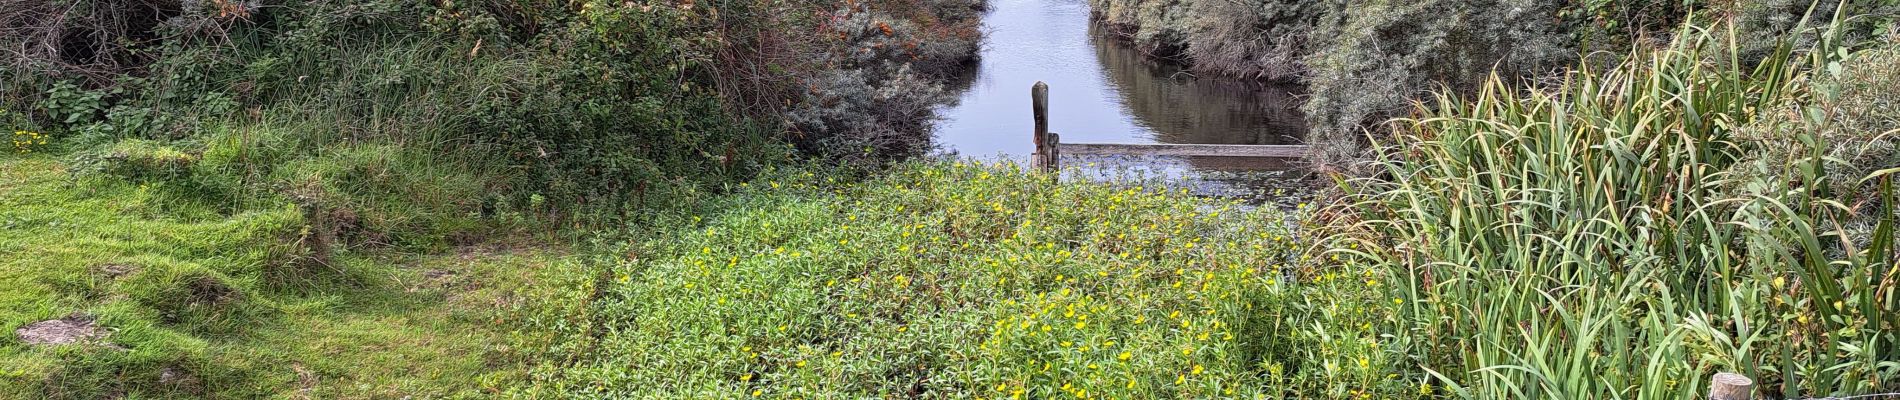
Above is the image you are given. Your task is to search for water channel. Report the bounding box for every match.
[931,0,1309,182]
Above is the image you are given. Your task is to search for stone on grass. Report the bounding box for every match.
[15,316,106,346]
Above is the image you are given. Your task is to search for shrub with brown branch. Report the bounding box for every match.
[0,0,255,85]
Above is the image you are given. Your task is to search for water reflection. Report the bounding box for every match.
[930,0,1306,173]
[1087,23,1307,147]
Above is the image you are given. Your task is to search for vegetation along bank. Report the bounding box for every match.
[3,0,1900,399]
[1089,0,1899,173]
[2,0,981,396]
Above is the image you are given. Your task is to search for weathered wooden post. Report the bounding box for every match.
[1046,132,1060,174]
[1031,81,1051,172]
[1709,372,1753,400]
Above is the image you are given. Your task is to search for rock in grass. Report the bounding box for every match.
[14,315,105,346]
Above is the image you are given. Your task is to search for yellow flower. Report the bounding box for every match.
[1118,351,1131,361]
[1191,364,1204,375]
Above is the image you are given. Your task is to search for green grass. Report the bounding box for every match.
[0,154,586,399]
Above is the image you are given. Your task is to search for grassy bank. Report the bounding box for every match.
[0,155,589,398]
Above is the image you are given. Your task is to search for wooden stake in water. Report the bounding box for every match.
[1031,81,1052,172]
[1709,372,1752,400]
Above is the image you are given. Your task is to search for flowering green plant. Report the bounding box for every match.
[11,130,47,153]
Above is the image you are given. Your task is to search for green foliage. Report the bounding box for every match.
[512,162,1423,397]
[1336,22,1900,398]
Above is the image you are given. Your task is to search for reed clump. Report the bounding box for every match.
[1336,16,1900,399]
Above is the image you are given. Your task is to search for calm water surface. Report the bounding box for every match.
[931,0,1307,170]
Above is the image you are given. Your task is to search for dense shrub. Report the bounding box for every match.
[3,0,986,248]
[783,0,983,162]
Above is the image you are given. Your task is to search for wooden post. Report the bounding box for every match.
[1046,132,1061,174]
[1709,372,1753,400]
[1031,81,1049,171]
